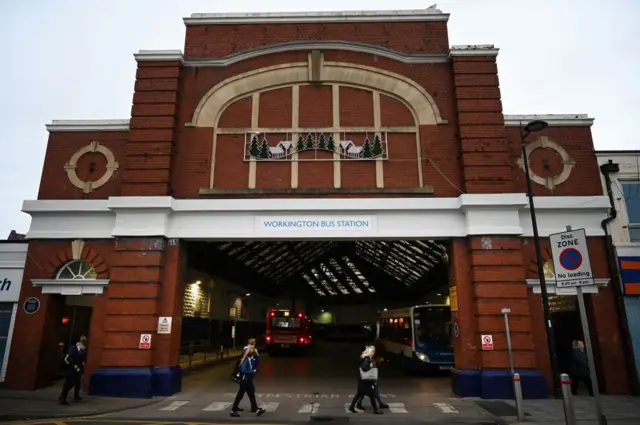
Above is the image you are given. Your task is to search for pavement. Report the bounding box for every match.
[1,341,639,424]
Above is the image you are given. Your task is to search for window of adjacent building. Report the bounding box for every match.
[621,181,640,242]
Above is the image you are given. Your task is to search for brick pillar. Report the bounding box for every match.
[452,236,544,398]
[122,53,182,196]
[153,238,184,368]
[451,51,513,193]
[89,237,184,398]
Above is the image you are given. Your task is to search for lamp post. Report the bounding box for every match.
[521,119,561,396]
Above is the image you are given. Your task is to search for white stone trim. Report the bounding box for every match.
[46,120,130,132]
[526,278,610,295]
[182,42,448,67]
[450,45,499,57]
[30,279,110,295]
[0,243,28,270]
[183,9,449,25]
[504,114,594,127]
[22,194,610,240]
[0,303,17,382]
[134,50,183,63]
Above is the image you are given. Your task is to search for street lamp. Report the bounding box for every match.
[520,119,561,396]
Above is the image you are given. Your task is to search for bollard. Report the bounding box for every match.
[560,374,576,425]
[513,373,525,421]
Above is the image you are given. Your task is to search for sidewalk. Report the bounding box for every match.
[475,395,640,424]
[0,348,248,422]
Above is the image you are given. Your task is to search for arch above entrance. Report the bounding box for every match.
[188,62,446,127]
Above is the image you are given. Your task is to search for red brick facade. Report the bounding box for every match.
[5,11,628,395]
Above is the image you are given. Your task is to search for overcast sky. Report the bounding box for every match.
[1,0,638,237]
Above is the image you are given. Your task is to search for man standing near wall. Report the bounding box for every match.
[58,335,87,405]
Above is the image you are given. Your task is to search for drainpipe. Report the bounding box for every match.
[600,160,639,394]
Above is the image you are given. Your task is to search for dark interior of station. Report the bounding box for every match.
[183,239,452,347]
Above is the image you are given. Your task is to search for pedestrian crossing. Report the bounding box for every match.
[157,400,458,415]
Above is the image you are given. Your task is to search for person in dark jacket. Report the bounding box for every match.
[230,342,266,417]
[58,336,87,405]
[570,340,594,396]
[356,349,388,410]
[349,346,383,415]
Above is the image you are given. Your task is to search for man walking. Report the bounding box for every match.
[59,336,87,405]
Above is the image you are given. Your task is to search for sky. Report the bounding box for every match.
[1,0,639,237]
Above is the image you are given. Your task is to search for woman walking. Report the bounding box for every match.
[348,346,383,415]
[230,342,266,417]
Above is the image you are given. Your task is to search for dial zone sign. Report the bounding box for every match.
[549,228,594,288]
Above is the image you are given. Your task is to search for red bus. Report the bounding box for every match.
[265,309,313,354]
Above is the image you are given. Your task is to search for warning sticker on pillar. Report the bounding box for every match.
[157,316,172,334]
[549,228,594,288]
[139,334,152,349]
[481,334,494,350]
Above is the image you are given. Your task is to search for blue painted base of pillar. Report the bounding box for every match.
[89,366,182,398]
[452,369,548,399]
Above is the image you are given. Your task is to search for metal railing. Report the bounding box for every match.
[179,343,243,371]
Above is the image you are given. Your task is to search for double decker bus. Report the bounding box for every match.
[376,305,454,373]
[265,309,313,354]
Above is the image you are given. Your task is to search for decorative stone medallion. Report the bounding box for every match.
[517,136,575,191]
[64,140,119,193]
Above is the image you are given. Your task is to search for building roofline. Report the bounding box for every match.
[504,114,594,127]
[183,9,449,25]
[596,150,640,156]
[46,120,130,132]
[450,45,499,57]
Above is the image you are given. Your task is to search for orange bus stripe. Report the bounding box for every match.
[621,260,640,270]
[624,283,640,294]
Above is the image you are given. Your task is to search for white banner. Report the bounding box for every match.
[0,269,24,303]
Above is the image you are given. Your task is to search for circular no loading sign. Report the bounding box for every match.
[482,336,491,344]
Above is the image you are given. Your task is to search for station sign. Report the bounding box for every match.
[139,334,152,349]
[549,228,594,288]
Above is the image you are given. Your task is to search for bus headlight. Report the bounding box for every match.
[417,353,430,362]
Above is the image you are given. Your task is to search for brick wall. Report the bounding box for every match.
[506,126,603,196]
[39,131,126,200]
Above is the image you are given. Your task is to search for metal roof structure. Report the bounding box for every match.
[188,240,449,304]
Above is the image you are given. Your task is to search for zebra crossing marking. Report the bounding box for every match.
[433,402,459,413]
[388,403,408,413]
[158,400,416,414]
[298,403,319,414]
[160,401,189,411]
[263,402,280,412]
[202,401,231,411]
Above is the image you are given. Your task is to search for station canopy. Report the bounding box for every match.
[188,240,449,304]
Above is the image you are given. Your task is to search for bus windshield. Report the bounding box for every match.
[413,306,451,349]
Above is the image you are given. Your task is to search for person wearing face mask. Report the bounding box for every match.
[58,336,88,405]
[348,346,383,415]
[230,339,266,417]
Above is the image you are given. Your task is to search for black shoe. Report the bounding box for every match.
[255,407,266,416]
[379,403,389,409]
[59,400,69,405]
[231,407,244,412]
[373,410,384,415]
[356,403,365,410]
[348,406,357,413]
[230,410,240,417]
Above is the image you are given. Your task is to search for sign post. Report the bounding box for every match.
[549,226,605,425]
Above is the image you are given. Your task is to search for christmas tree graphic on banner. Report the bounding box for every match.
[372,134,383,157]
[361,137,373,159]
[249,135,260,159]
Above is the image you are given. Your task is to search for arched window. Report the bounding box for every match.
[56,260,98,280]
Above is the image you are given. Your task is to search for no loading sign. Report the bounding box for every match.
[139,334,152,349]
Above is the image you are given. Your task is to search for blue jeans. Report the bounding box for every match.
[358,381,382,405]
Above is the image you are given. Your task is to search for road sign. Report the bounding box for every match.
[549,228,594,288]
[139,334,152,349]
[157,316,172,334]
[481,335,494,350]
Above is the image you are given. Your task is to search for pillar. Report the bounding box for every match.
[88,238,184,398]
[451,236,545,399]
[122,52,183,196]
